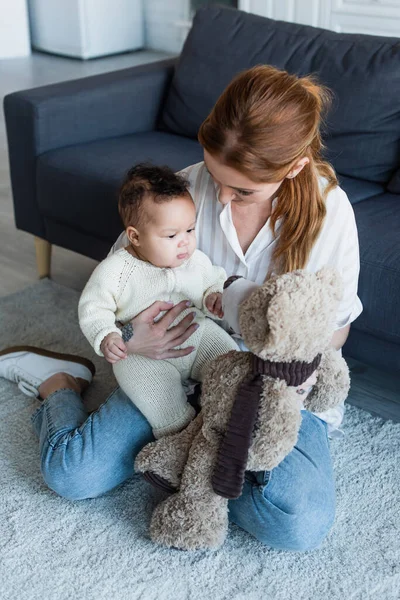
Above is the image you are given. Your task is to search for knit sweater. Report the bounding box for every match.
[78,248,227,356]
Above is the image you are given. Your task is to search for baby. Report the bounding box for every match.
[78,164,238,438]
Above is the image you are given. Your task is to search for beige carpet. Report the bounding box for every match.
[0,279,399,600]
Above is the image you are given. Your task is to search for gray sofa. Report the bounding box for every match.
[4,6,400,373]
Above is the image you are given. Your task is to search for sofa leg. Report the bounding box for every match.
[34,237,52,279]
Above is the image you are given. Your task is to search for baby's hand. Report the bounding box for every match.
[101,333,127,364]
[205,292,224,318]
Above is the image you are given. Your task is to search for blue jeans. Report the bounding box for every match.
[31,387,335,551]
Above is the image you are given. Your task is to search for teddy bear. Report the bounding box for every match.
[134,267,350,550]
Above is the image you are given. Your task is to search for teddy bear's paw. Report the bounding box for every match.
[149,494,228,551]
[142,471,177,494]
[135,441,182,489]
[135,417,203,488]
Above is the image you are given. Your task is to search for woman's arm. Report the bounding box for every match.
[331,324,350,350]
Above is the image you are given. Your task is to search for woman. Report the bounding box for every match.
[0,65,362,551]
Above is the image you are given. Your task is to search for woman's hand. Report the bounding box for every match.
[124,300,198,360]
[101,333,127,364]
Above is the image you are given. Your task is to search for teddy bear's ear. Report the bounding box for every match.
[239,269,343,362]
[315,267,343,303]
[238,277,279,354]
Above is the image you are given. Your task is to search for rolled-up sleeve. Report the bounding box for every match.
[333,201,363,330]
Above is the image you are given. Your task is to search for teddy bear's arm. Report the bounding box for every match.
[303,346,350,413]
[149,426,230,550]
[200,351,253,435]
[247,378,302,472]
[134,413,203,489]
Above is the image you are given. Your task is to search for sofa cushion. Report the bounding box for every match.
[344,329,400,373]
[352,193,400,345]
[388,169,400,194]
[161,6,400,185]
[36,132,203,243]
[337,175,385,205]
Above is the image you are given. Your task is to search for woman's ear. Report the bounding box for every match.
[286,156,310,179]
[126,226,140,247]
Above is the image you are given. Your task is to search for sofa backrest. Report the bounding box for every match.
[160,6,400,189]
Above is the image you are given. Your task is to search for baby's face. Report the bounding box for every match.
[136,194,197,268]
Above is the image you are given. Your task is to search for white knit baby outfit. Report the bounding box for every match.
[78,248,238,437]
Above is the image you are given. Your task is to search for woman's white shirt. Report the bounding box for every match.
[110,161,363,435]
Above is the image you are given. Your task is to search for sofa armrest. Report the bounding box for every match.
[3,58,177,238]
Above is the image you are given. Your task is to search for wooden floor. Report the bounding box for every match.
[1,51,399,423]
[0,49,172,297]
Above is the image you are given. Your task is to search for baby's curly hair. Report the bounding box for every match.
[118,163,191,228]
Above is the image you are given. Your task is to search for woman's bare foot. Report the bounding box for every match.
[38,373,90,399]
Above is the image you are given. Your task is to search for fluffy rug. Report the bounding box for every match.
[0,279,399,600]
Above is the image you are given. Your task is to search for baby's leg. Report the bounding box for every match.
[191,319,239,382]
[113,355,195,438]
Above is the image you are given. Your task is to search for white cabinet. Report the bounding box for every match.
[0,0,31,58]
[240,0,400,37]
[28,0,144,59]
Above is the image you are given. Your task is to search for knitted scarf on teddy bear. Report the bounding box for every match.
[211,352,321,499]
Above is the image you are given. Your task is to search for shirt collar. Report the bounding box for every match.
[219,198,280,265]
[219,202,247,265]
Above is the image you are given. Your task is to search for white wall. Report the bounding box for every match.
[145,0,400,55]
[0,0,30,58]
[239,0,330,27]
[240,0,400,37]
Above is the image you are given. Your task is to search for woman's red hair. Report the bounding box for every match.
[198,65,337,274]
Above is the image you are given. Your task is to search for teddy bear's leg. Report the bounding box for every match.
[246,378,303,472]
[135,413,203,491]
[304,347,351,413]
[150,428,229,550]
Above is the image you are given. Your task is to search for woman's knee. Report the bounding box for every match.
[255,481,336,551]
[40,443,134,501]
[41,463,113,500]
[37,393,153,501]
[257,503,335,551]
[230,474,336,552]
[256,414,335,551]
